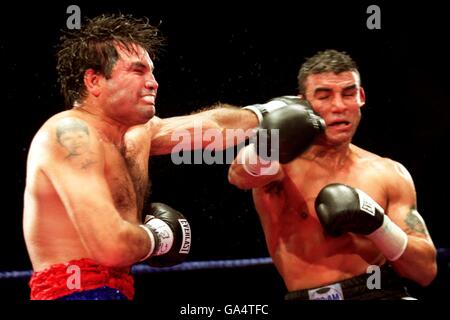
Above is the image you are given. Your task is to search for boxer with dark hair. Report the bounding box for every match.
[229,50,437,300]
[24,13,266,300]
[24,13,321,300]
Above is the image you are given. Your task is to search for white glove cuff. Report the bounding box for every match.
[367,215,408,261]
[139,225,156,261]
[243,105,263,124]
[243,100,286,124]
[145,218,174,256]
[238,144,280,177]
[139,218,175,261]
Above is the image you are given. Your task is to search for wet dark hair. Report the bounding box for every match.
[56,14,165,108]
[297,49,360,95]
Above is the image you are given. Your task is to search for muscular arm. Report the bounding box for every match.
[385,161,437,286]
[42,117,151,267]
[150,103,258,155]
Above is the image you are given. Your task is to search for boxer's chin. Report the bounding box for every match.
[140,104,155,121]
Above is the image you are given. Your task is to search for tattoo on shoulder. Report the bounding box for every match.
[404,209,430,237]
[55,118,97,169]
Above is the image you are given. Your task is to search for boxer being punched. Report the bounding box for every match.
[229,50,437,300]
[22,14,299,300]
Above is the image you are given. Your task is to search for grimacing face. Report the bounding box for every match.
[303,71,365,146]
[98,44,159,125]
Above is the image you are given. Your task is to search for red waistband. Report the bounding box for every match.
[29,258,135,300]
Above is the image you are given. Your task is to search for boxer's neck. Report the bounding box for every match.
[73,105,127,147]
[306,143,353,169]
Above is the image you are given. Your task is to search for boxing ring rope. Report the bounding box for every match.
[132,256,273,273]
[0,257,273,280]
[1,247,449,280]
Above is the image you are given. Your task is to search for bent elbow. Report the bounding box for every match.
[228,172,252,190]
[418,266,437,287]
[228,166,248,189]
[88,230,133,268]
[419,249,438,287]
[420,259,438,287]
[91,243,129,268]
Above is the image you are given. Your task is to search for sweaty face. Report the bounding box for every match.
[304,71,365,146]
[100,44,159,125]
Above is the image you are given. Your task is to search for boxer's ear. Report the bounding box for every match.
[358,87,366,108]
[84,69,102,97]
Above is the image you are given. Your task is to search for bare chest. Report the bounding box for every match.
[255,159,388,248]
[103,137,151,221]
[283,161,387,218]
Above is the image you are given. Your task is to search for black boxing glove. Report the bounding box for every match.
[245,96,325,164]
[244,96,323,127]
[315,183,408,261]
[139,203,191,267]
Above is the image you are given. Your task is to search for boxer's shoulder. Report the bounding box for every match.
[351,144,393,172]
[351,145,415,193]
[37,110,92,136]
[30,112,104,170]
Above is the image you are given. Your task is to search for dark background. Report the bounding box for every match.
[0,0,448,302]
